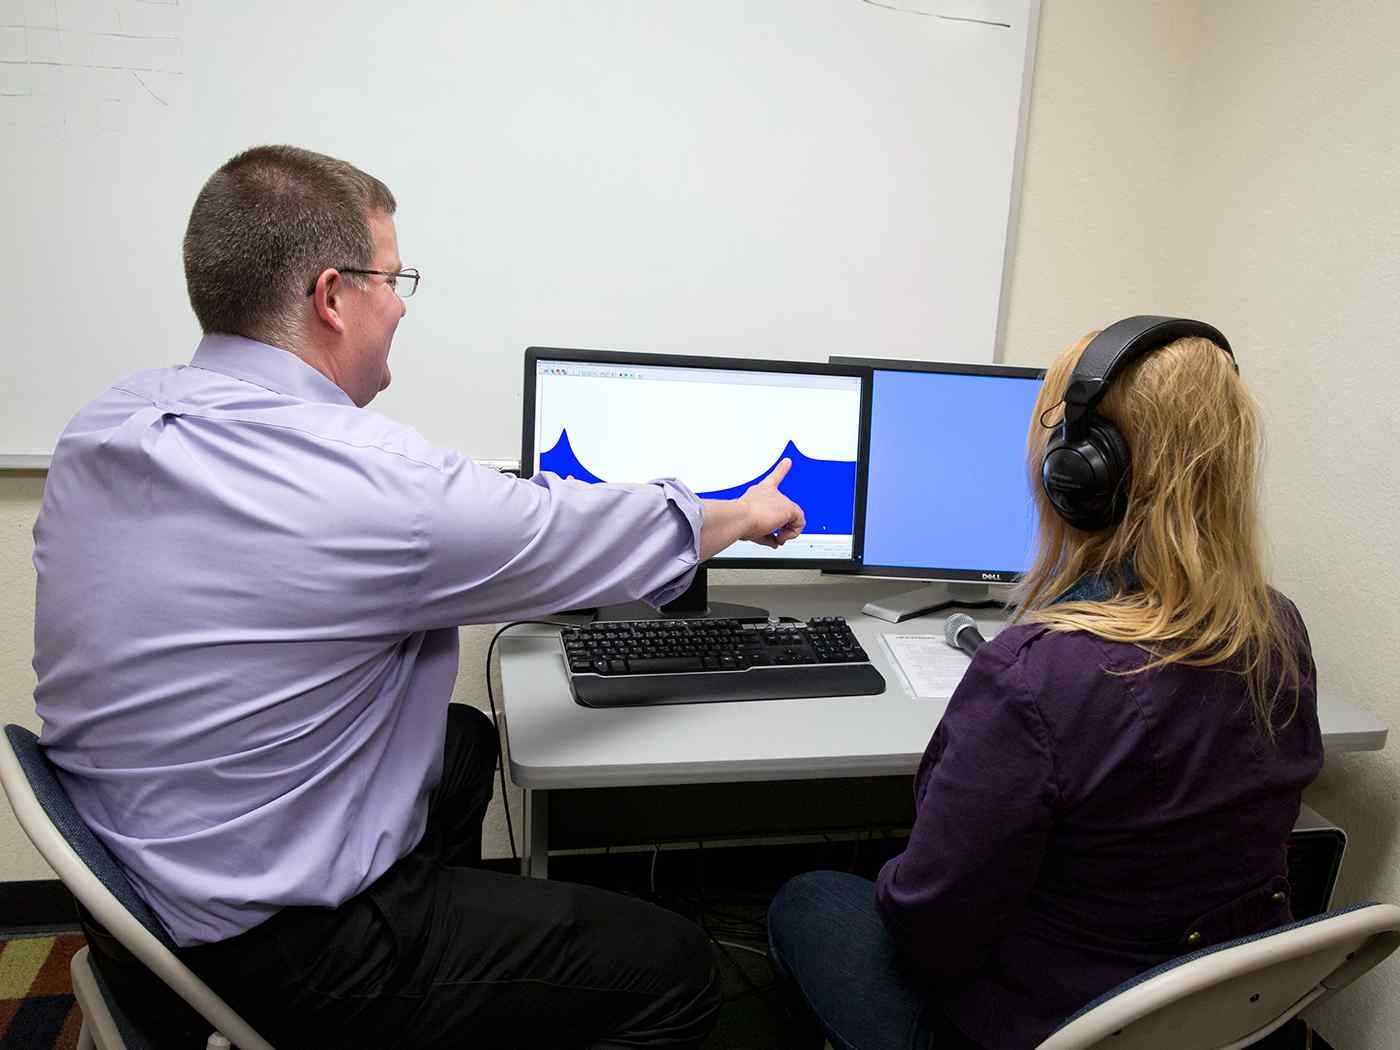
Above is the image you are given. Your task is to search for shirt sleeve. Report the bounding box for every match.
[406,456,703,629]
[874,637,1058,982]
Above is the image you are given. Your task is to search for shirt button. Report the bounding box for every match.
[1185,931,1203,947]
[1272,891,1287,903]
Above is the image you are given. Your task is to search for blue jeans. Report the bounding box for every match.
[768,871,975,1050]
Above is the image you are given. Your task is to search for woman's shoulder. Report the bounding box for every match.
[982,620,1187,728]
[1267,587,1312,643]
[992,588,1312,663]
[987,619,1143,670]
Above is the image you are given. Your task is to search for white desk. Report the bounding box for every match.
[499,580,1388,877]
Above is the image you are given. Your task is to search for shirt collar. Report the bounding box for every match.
[189,333,357,407]
[1052,562,1141,604]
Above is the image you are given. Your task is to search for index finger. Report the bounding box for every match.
[761,457,792,488]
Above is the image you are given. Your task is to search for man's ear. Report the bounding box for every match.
[309,269,348,334]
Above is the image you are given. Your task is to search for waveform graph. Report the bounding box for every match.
[539,429,856,535]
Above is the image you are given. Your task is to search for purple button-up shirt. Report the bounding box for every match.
[33,334,702,947]
[876,604,1323,1049]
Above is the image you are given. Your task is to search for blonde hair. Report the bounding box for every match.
[1012,330,1301,736]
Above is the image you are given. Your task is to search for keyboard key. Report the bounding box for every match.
[628,655,706,674]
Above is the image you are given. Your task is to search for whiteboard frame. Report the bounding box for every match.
[994,0,1043,365]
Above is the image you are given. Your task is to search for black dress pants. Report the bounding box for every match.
[164,704,721,1048]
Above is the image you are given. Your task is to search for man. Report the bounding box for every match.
[33,145,805,1048]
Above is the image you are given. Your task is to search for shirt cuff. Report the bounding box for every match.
[642,478,703,608]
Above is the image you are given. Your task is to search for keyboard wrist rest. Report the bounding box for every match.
[571,664,886,709]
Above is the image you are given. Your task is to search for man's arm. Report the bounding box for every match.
[404,453,805,630]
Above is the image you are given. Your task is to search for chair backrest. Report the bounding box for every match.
[1037,901,1400,1050]
[0,724,275,1050]
[3,724,173,944]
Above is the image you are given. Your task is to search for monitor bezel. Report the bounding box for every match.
[523,346,873,570]
[829,355,1046,585]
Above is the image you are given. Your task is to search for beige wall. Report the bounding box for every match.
[3,0,1398,1037]
[0,473,47,880]
[1001,0,1203,361]
[1173,3,1400,1042]
[1000,1,1400,1042]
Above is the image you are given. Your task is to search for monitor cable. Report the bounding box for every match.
[484,618,583,863]
[912,597,1005,618]
[901,596,1013,621]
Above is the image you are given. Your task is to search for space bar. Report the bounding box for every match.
[626,656,706,673]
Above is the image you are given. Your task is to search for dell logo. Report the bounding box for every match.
[980,572,1004,582]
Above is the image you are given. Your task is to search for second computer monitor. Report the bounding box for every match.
[522,347,870,568]
[831,357,1045,583]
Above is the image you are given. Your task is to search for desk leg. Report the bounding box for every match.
[522,788,549,879]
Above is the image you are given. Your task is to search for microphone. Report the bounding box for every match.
[944,613,987,658]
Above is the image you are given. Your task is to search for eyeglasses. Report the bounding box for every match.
[305,267,421,298]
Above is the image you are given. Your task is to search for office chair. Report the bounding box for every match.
[1036,901,1400,1050]
[0,724,275,1050]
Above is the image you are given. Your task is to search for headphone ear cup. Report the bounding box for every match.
[1086,417,1131,528]
[1041,416,1131,531]
[1041,435,1096,529]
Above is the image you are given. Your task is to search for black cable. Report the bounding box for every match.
[686,838,780,1005]
[709,934,777,1005]
[485,619,581,862]
[696,838,706,915]
[703,920,769,941]
[703,904,770,926]
[636,837,808,1009]
[912,597,1005,619]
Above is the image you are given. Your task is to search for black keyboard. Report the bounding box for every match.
[560,616,886,709]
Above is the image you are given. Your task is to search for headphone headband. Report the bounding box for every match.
[1043,315,1236,532]
[1062,316,1235,439]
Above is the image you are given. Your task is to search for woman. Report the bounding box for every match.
[768,320,1323,1050]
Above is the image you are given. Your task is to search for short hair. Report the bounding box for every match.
[182,145,397,343]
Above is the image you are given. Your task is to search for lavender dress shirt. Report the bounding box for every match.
[33,334,703,947]
[875,602,1323,1049]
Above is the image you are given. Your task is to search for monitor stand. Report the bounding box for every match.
[862,582,1003,624]
[594,567,769,622]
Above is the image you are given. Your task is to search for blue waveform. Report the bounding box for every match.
[539,429,856,534]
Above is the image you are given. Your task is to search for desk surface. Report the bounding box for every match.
[500,580,1389,790]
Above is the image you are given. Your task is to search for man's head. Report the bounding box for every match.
[183,145,405,406]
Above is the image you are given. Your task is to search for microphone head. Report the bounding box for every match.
[944,612,977,648]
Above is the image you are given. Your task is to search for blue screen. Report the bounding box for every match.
[863,368,1042,574]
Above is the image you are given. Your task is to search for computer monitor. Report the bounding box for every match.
[522,347,871,619]
[830,356,1045,622]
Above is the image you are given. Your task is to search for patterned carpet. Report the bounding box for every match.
[0,927,1339,1050]
[0,933,84,1049]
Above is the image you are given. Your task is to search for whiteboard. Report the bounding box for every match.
[0,0,1039,463]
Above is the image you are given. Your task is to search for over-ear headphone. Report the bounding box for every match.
[1041,315,1236,532]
